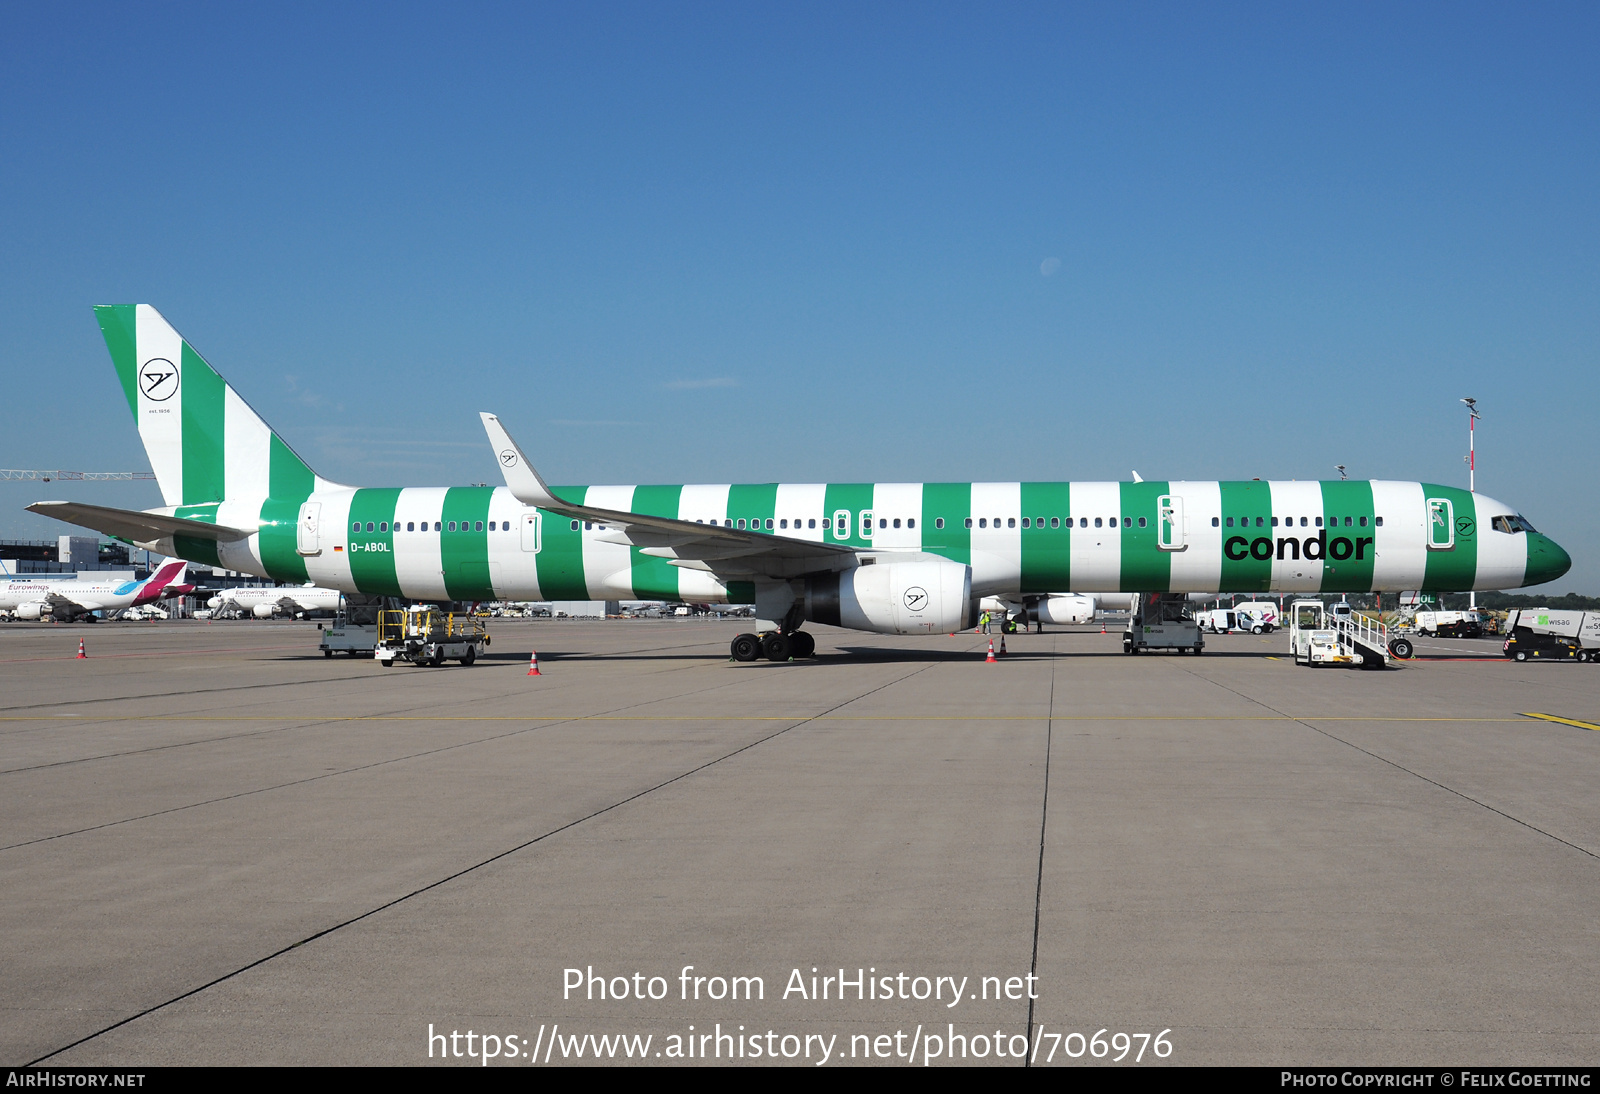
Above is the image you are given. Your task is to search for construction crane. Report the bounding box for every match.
[0,469,156,481]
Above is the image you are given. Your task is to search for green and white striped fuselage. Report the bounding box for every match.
[189,478,1558,604]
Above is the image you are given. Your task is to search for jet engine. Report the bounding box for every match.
[253,604,275,619]
[14,602,47,621]
[804,559,977,635]
[1032,594,1097,625]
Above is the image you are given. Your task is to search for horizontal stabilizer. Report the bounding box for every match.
[26,501,253,545]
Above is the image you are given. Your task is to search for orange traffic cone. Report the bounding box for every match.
[526,650,542,676]
[985,640,997,663]
[76,640,86,659]
[999,634,1008,656]
[1100,623,1106,634]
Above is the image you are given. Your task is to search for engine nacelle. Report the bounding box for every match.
[1033,594,1097,625]
[15,602,46,621]
[206,596,224,610]
[805,559,976,635]
[253,604,275,619]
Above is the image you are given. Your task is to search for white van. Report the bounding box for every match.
[1232,602,1279,633]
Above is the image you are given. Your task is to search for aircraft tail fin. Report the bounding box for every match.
[94,305,325,508]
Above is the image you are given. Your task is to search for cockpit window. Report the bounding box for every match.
[1492,514,1538,534]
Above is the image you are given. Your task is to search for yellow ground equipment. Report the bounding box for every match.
[374,605,489,667]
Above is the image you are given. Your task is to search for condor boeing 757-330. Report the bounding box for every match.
[26,306,1571,660]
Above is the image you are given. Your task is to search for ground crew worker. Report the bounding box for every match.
[980,611,991,633]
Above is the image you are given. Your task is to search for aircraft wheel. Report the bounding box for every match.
[1388,638,1414,659]
[762,633,791,662]
[789,631,815,659]
[730,633,762,662]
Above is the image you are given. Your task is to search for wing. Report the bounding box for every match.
[481,413,858,579]
[45,591,95,615]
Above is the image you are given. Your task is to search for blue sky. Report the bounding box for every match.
[2,3,1596,590]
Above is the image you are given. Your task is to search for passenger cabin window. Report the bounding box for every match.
[365,522,374,532]
[1095,517,1103,528]
[380,522,388,532]
[979,518,987,529]
[1212,517,1220,527]
[766,519,774,529]
[1051,517,1060,528]
[1079,518,1088,528]
[892,518,901,528]
[1006,517,1014,528]
[907,518,915,528]
[965,518,973,528]
[571,520,580,530]
[1122,517,1131,528]
[1376,516,1385,527]
[935,518,944,529]
[1138,517,1147,528]
[1315,517,1323,527]
[809,518,816,529]
[351,522,360,532]
[1358,516,1367,527]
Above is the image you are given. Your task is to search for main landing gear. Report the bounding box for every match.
[731,630,816,662]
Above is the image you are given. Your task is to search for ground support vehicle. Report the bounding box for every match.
[1415,610,1484,639]
[1124,594,1203,654]
[1502,609,1600,662]
[1290,600,1399,668]
[374,606,489,667]
[318,595,394,658]
[1232,602,1279,632]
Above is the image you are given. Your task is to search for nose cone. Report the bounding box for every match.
[1525,533,1572,587]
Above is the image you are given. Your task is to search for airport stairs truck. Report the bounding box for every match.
[1290,600,1410,668]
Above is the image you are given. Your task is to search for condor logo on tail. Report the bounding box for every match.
[1224,531,1373,563]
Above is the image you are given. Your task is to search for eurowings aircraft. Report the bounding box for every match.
[0,558,190,621]
[207,584,343,619]
[27,306,1571,660]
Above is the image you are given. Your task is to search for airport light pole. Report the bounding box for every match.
[1462,398,1480,610]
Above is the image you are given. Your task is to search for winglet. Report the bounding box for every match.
[480,412,566,509]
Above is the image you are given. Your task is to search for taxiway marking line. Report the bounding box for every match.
[0,645,308,663]
[0,714,1532,723]
[1520,712,1600,732]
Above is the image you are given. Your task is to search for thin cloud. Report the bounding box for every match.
[660,377,739,390]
